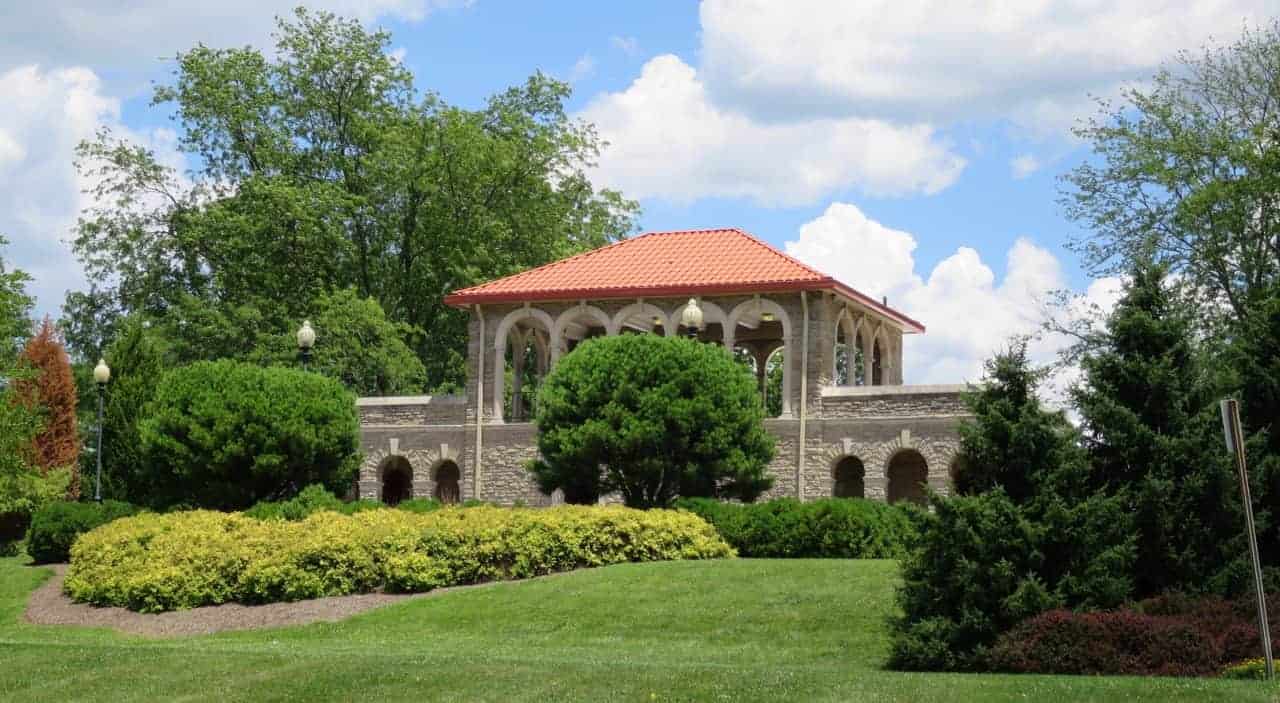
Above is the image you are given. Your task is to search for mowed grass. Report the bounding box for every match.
[0,556,1276,702]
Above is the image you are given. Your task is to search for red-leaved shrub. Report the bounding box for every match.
[989,592,1280,677]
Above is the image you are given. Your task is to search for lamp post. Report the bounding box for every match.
[680,298,703,340]
[92,358,110,503]
[297,320,316,371]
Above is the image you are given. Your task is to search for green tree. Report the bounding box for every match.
[1071,262,1240,595]
[0,235,33,362]
[892,344,1135,671]
[1063,21,1280,327]
[138,360,360,510]
[0,365,69,554]
[1229,284,1280,568]
[66,8,637,388]
[529,335,774,508]
[95,317,166,502]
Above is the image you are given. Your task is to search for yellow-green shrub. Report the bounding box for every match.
[65,505,733,612]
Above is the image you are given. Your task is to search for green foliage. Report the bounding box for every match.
[0,235,33,363]
[65,8,637,388]
[242,484,354,521]
[93,317,165,503]
[529,334,774,508]
[674,497,920,559]
[1063,20,1280,326]
[137,360,360,510]
[953,342,1085,502]
[892,346,1135,671]
[1230,285,1280,568]
[0,364,70,553]
[64,505,734,612]
[26,500,139,564]
[1072,262,1241,595]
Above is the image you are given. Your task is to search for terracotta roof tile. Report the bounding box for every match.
[444,228,923,332]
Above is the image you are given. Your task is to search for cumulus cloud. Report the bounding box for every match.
[699,0,1271,130]
[577,55,966,206]
[785,202,1122,397]
[0,65,182,318]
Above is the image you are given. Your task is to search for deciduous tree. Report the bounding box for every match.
[14,318,80,497]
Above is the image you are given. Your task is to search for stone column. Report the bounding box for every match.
[511,333,525,421]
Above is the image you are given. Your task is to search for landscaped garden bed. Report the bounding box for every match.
[63,505,733,613]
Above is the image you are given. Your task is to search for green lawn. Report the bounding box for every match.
[0,556,1275,702]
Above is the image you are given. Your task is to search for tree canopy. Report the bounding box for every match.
[0,235,33,363]
[14,319,80,497]
[65,8,637,390]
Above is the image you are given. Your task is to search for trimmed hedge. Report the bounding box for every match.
[65,505,734,612]
[27,500,140,564]
[988,593,1280,677]
[242,485,383,521]
[674,497,920,559]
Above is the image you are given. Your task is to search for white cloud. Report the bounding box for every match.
[698,0,1272,129]
[0,65,182,318]
[577,55,966,206]
[0,2,468,87]
[569,54,596,83]
[785,202,1121,395]
[610,35,640,57]
[1010,154,1041,179]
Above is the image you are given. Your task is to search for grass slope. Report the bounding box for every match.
[0,556,1275,702]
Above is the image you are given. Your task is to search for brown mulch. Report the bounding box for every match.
[23,564,439,638]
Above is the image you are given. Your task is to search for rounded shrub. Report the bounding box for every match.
[27,500,140,563]
[530,334,774,507]
[65,505,734,612]
[137,360,360,510]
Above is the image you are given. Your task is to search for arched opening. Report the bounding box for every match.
[762,346,785,418]
[887,450,928,505]
[833,456,865,498]
[433,460,461,504]
[380,455,413,506]
[872,338,883,386]
[833,322,866,386]
[496,311,553,423]
[612,302,668,336]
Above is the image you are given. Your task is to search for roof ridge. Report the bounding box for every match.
[723,227,833,283]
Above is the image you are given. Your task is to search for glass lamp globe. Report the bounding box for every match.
[680,298,703,330]
[297,320,317,350]
[93,358,111,385]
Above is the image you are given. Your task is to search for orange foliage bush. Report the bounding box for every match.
[15,318,80,498]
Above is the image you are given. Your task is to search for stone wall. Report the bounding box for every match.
[357,395,467,426]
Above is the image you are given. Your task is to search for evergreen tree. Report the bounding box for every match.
[96,317,166,502]
[14,318,80,498]
[1229,284,1280,570]
[1072,262,1239,595]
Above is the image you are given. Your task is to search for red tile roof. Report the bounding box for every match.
[444,228,924,332]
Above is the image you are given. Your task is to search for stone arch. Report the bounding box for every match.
[492,306,555,422]
[612,301,672,337]
[357,447,434,501]
[832,455,866,498]
[552,304,616,363]
[727,298,793,417]
[886,449,929,505]
[379,455,414,506]
[432,460,461,504]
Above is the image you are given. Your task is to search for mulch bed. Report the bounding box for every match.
[24,564,439,638]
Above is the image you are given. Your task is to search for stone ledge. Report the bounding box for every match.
[357,395,468,406]
[820,383,969,398]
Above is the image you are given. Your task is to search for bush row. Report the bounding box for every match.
[241,485,489,521]
[987,593,1280,677]
[64,505,734,612]
[26,500,141,564]
[674,497,920,559]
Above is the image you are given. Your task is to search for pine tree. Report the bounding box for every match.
[15,318,80,498]
[1072,262,1238,594]
[98,318,165,501]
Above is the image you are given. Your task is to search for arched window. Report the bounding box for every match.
[833,457,865,498]
[380,455,413,506]
[433,460,461,504]
[872,338,883,386]
[887,450,928,505]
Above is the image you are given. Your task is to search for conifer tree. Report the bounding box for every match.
[1072,262,1238,594]
[15,318,80,498]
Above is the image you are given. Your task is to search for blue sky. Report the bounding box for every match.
[0,1,1273,383]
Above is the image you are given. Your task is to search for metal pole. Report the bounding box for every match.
[1221,398,1273,680]
[95,383,104,503]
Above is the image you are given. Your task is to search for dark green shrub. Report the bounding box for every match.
[529,334,774,507]
[396,498,444,513]
[27,500,140,563]
[244,484,346,521]
[138,360,360,510]
[674,497,919,559]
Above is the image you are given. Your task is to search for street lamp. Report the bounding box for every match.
[297,320,316,371]
[680,298,703,340]
[92,358,110,503]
